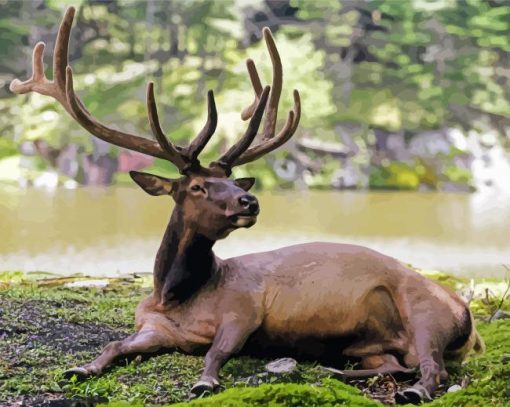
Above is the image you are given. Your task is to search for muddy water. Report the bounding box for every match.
[0,186,509,278]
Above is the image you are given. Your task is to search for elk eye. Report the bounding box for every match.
[191,185,202,192]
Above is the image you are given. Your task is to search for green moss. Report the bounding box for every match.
[419,269,468,291]
[443,165,472,185]
[429,321,510,407]
[0,270,25,283]
[170,379,378,407]
[1,272,509,406]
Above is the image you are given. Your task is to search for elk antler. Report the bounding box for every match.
[10,7,185,169]
[228,27,301,167]
[210,86,271,175]
[10,7,255,175]
[11,7,296,178]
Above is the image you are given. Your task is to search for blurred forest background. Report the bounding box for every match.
[0,0,509,192]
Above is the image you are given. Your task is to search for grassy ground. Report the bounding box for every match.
[0,270,508,406]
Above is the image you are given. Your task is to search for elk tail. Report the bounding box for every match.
[472,327,485,354]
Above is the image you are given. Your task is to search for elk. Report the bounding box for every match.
[11,7,484,404]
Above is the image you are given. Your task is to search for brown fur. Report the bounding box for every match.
[67,240,482,403]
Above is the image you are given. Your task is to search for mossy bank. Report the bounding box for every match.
[1,270,508,406]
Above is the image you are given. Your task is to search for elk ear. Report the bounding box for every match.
[129,171,177,196]
[234,177,256,191]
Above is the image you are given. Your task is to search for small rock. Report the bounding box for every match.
[491,310,510,320]
[501,354,510,364]
[245,375,260,386]
[447,384,462,393]
[265,358,297,374]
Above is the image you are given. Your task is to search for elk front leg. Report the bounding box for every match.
[65,329,167,378]
[189,320,256,398]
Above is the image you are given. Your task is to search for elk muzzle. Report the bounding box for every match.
[239,195,259,214]
[229,194,259,228]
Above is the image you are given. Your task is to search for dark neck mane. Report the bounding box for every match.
[153,207,217,304]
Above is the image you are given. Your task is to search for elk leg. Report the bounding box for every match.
[189,321,255,398]
[64,329,167,378]
[395,328,447,404]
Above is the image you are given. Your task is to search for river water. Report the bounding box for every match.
[0,186,509,278]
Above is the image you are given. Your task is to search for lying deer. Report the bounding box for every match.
[11,7,484,404]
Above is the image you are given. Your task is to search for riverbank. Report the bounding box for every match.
[3,187,510,279]
[0,270,508,406]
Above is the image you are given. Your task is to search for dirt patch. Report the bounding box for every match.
[0,298,128,354]
[0,295,130,406]
[2,394,108,407]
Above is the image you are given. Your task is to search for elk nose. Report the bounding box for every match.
[239,195,259,215]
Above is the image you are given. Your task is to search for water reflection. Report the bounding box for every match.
[0,186,508,278]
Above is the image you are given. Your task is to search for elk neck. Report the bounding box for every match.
[153,205,218,305]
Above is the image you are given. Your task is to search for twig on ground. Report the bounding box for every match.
[488,265,510,323]
[483,288,491,305]
[465,279,475,306]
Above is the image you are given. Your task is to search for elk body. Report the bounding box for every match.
[11,8,484,404]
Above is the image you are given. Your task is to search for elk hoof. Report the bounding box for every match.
[395,385,432,405]
[63,366,94,379]
[189,378,219,399]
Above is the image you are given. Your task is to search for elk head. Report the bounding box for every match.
[10,7,301,241]
[129,170,261,241]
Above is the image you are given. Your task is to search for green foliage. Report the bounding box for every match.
[294,0,510,131]
[369,161,421,190]
[419,269,468,291]
[172,379,377,407]
[443,165,472,185]
[1,0,509,189]
[0,137,17,159]
[368,158,474,190]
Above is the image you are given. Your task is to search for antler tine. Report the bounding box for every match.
[53,6,74,94]
[289,89,301,134]
[9,42,45,91]
[240,59,263,121]
[146,82,187,169]
[240,28,283,139]
[210,86,270,175]
[261,27,283,140]
[186,90,218,162]
[9,42,67,108]
[10,8,75,113]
